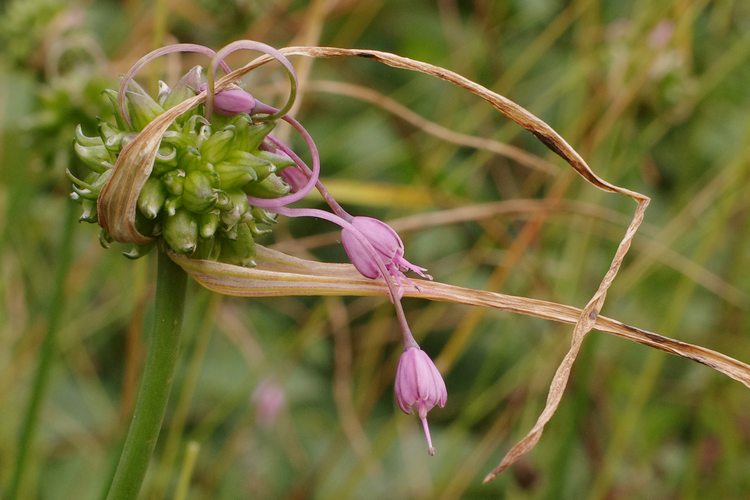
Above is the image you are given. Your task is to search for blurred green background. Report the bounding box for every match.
[2,0,750,498]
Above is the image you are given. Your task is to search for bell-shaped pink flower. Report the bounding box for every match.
[395,346,447,456]
[341,216,430,285]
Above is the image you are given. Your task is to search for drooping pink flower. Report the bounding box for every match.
[341,216,431,286]
[395,346,447,456]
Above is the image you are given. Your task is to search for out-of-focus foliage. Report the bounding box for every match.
[2,0,750,498]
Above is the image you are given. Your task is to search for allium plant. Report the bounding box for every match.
[71,41,447,498]
[65,39,750,499]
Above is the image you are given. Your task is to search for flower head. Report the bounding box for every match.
[395,346,447,456]
[341,216,431,288]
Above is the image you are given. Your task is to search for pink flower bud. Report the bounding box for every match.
[395,347,447,456]
[200,83,256,115]
[341,216,430,282]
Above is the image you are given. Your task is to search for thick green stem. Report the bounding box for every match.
[105,251,187,500]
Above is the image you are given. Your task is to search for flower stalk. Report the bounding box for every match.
[105,250,187,500]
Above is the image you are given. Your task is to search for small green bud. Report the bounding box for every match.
[247,220,272,237]
[75,124,103,147]
[162,169,185,196]
[137,177,167,219]
[153,146,178,175]
[98,121,126,153]
[220,222,256,267]
[164,209,198,254]
[200,210,220,239]
[197,124,212,144]
[101,89,127,130]
[219,190,250,228]
[179,147,204,173]
[74,142,111,173]
[161,130,193,150]
[126,81,165,131]
[164,196,182,216]
[182,170,217,213]
[251,207,277,226]
[231,115,275,152]
[214,160,258,190]
[243,173,290,198]
[257,150,296,169]
[225,151,276,180]
[200,128,235,164]
[79,198,97,223]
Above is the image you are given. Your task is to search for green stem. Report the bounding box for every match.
[106,251,187,500]
[6,200,77,500]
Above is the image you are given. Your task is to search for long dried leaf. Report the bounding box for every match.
[169,246,750,391]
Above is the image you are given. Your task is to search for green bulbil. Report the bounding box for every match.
[79,199,97,223]
[200,210,220,239]
[225,151,276,180]
[215,160,258,190]
[163,209,198,254]
[138,177,166,219]
[153,146,178,175]
[251,207,277,226]
[164,196,182,216]
[179,147,204,173]
[100,89,128,130]
[220,222,256,267]
[231,115,275,152]
[182,170,217,213]
[161,130,192,150]
[244,173,290,198]
[162,169,185,196]
[219,190,250,228]
[126,82,165,131]
[98,121,126,153]
[200,127,235,163]
[257,150,296,169]
[74,142,111,172]
[75,124,103,147]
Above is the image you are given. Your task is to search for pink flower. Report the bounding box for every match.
[395,347,447,456]
[341,216,431,287]
[200,83,256,115]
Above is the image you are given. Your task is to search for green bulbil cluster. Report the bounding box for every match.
[70,68,296,266]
